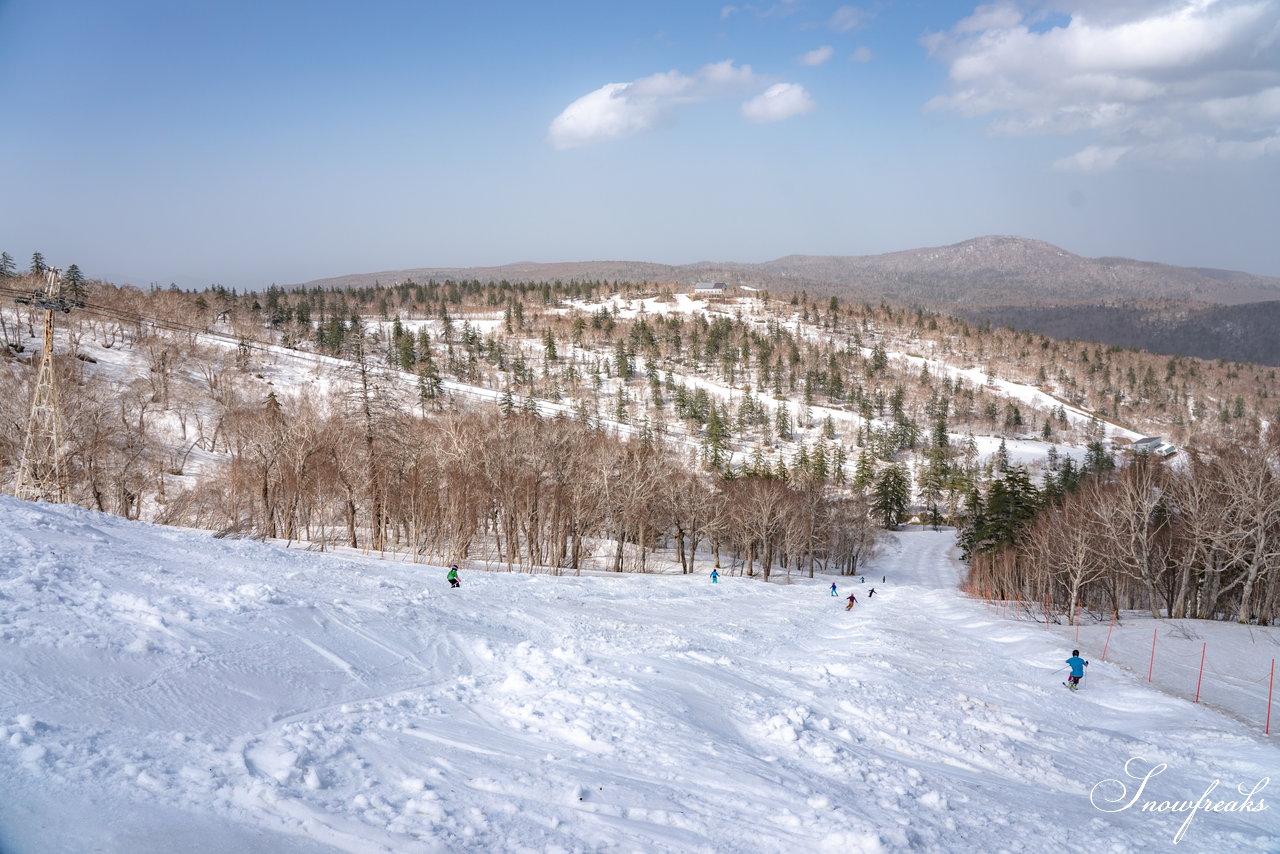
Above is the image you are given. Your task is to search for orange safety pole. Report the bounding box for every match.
[1195,642,1206,703]
[1148,628,1157,682]
[1102,610,1117,661]
[1267,660,1275,736]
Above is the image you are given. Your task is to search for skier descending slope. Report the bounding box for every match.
[1065,649,1088,691]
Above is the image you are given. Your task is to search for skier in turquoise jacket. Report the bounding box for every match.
[1066,650,1088,690]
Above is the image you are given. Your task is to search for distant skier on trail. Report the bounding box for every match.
[845,592,857,611]
[711,569,719,583]
[830,582,838,596]
[1065,649,1088,691]
[447,565,460,588]
[868,588,876,598]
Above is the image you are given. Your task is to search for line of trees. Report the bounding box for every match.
[962,432,1280,625]
[161,399,884,579]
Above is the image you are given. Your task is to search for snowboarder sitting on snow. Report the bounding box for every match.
[829,582,838,596]
[711,569,719,583]
[845,592,857,611]
[447,565,460,588]
[1066,649,1088,690]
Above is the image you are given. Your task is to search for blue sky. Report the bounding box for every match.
[2,0,1278,287]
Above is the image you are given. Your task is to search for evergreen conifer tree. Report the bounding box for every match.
[853,449,875,488]
[831,443,847,485]
[774,404,792,440]
[1084,440,1115,474]
[872,465,911,529]
[960,467,1041,558]
[704,406,730,467]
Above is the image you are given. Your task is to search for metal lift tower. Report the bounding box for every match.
[13,268,83,502]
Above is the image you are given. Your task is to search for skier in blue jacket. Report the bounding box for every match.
[1066,650,1088,690]
[829,582,838,596]
[710,569,719,584]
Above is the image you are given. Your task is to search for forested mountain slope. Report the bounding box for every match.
[2,270,1278,620]
[959,299,1280,367]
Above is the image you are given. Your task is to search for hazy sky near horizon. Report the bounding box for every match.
[2,0,1278,288]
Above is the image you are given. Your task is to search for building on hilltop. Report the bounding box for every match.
[693,281,727,295]
[1131,436,1178,457]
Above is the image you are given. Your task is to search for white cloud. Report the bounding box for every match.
[740,83,816,123]
[1214,133,1280,160]
[1053,144,1131,172]
[828,5,867,32]
[721,5,739,19]
[547,83,669,150]
[1198,86,1280,130]
[925,1,1280,167]
[850,46,873,63]
[549,61,774,148]
[954,2,1023,33]
[798,45,835,66]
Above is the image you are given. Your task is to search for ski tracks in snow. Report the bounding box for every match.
[2,500,1279,852]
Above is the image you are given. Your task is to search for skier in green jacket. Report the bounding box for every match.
[447,565,460,588]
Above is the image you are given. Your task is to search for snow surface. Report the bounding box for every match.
[2,497,1277,852]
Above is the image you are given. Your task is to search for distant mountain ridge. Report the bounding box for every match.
[288,236,1280,365]
[289,235,1280,307]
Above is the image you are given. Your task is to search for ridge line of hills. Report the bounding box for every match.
[287,235,1280,306]
[286,235,1280,366]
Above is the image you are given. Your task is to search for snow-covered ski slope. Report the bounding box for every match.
[2,496,1276,853]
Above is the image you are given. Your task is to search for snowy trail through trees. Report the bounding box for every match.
[1,497,1277,853]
